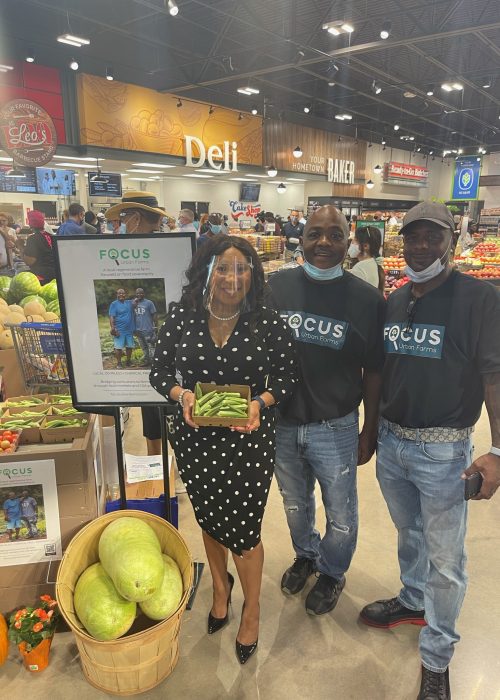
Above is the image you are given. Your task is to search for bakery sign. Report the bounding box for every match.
[383,161,428,187]
[0,99,57,166]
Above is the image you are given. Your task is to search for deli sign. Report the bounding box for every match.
[384,161,428,186]
[0,99,57,166]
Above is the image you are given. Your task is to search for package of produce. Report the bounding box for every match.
[193,382,250,427]
[74,563,136,641]
[139,554,183,621]
[0,429,21,454]
[98,517,164,602]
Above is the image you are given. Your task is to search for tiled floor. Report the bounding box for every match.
[3,407,500,699]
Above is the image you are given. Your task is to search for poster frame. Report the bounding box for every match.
[53,233,196,408]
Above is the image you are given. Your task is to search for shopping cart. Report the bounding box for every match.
[7,322,69,392]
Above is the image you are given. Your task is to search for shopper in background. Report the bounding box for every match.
[149,234,297,664]
[359,202,500,700]
[176,208,197,233]
[96,212,106,233]
[57,203,86,236]
[282,209,304,261]
[268,205,385,616]
[198,213,223,247]
[23,210,56,283]
[348,225,385,292]
[199,213,209,231]
[84,211,98,234]
[0,211,15,272]
[264,212,281,236]
[254,212,265,233]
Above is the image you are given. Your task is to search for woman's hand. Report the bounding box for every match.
[182,391,198,429]
[233,400,261,434]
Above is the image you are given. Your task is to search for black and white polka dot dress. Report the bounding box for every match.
[150,305,297,554]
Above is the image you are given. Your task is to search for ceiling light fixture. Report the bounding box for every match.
[57,33,90,47]
[380,20,392,40]
[328,81,336,87]
[442,82,463,92]
[426,87,434,96]
[381,138,386,145]
[341,22,354,33]
[366,179,375,189]
[373,164,382,174]
[132,163,175,168]
[69,59,79,71]
[372,80,382,95]
[293,146,303,158]
[26,51,35,63]
[106,67,114,81]
[482,78,492,89]
[209,105,214,114]
[237,88,252,95]
[251,106,258,115]
[416,147,421,152]
[429,150,434,155]
[394,123,400,131]
[126,169,163,174]
[335,113,352,121]
[277,183,287,194]
[441,83,453,92]
[238,112,243,121]
[54,155,101,161]
[176,98,182,107]
[166,0,179,16]
[90,157,106,182]
[0,64,14,72]
[322,21,354,35]
[304,104,311,113]
[238,86,259,95]
[452,82,464,90]
[267,165,277,177]
[183,173,214,178]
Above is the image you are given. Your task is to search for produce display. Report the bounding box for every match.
[194,384,249,418]
[6,396,46,406]
[43,417,88,429]
[0,429,21,453]
[0,275,60,327]
[382,256,406,272]
[1,416,43,429]
[52,406,79,415]
[73,517,184,641]
[464,266,500,279]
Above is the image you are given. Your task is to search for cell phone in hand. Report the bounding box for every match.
[464,472,483,500]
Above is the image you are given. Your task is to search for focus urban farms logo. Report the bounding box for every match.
[0,99,57,166]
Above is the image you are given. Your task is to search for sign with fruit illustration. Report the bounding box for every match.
[451,157,482,201]
[77,74,262,165]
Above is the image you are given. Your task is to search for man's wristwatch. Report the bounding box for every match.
[490,446,500,457]
[251,395,266,411]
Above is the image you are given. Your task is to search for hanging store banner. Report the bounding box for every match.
[0,99,57,166]
[383,161,428,186]
[451,157,482,201]
[0,459,61,567]
[54,234,195,407]
[77,74,262,165]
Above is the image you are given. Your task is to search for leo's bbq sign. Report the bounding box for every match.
[0,99,57,166]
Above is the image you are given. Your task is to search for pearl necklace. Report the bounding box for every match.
[208,305,240,322]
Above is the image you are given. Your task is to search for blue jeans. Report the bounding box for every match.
[275,411,359,580]
[376,419,473,673]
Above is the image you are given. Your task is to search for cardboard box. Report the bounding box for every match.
[4,393,49,407]
[0,413,43,445]
[6,403,51,416]
[40,413,90,443]
[0,348,26,398]
[193,383,250,428]
[47,394,74,404]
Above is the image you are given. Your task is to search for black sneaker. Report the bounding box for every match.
[305,574,345,615]
[360,596,426,629]
[417,666,450,700]
[281,557,315,595]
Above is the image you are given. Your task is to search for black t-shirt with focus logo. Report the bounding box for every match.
[267,267,386,423]
[381,270,500,429]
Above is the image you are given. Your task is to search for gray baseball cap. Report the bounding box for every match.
[400,201,455,235]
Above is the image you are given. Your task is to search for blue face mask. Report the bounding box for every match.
[210,224,222,234]
[302,260,344,281]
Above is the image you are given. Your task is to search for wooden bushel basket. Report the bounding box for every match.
[56,510,193,696]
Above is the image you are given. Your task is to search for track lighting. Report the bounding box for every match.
[381,139,386,145]
[482,77,492,89]
[372,81,382,95]
[277,183,287,194]
[323,21,354,35]
[267,165,277,177]
[394,123,400,131]
[293,146,303,158]
[251,106,258,115]
[304,104,311,114]
[176,98,182,108]
[69,58,79,71]
[373,164,382,174]
[380,21,391,40]
[209,105,214,115]
[442,82,463,92]
[238,112,243,120]
[26,50,35,63]
[366,180,375,189]
[166,0,179,16]
[426,87,434,96]
[106,67,114,81]
[57,34,90,47]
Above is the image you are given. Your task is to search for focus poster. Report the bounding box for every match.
[54,234,195,406]
[0,459,61,567]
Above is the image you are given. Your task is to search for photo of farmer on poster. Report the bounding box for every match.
[93,278,167,370]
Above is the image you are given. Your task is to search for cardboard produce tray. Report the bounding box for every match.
[40,413,91,444]
[6,403,51,416]
[0,413,44,444]
[193,383,250,428]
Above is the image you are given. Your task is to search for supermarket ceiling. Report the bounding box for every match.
[2,0,500,154]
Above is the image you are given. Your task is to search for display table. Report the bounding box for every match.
[0,415,103,613]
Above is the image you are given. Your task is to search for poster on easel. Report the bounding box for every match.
[54,234,195,407]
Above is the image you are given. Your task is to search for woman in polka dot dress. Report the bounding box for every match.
[150,235,297,664]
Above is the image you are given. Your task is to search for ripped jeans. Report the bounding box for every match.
[275,411,359,580]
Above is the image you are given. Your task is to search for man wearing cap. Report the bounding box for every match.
[360,202,500,699]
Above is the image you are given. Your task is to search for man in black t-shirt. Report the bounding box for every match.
[359,202,500,700]
[268,205,385,617]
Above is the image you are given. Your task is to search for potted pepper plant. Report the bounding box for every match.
[8,595,59,672]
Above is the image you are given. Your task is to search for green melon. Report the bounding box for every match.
[0,276,11,302]
[46,300,60,315]
[74,562,136,641]
[139,554,183,621]
[39,279,58,303]
[98,517,164,602]
[9,272,41,303]
[20,294,47,310]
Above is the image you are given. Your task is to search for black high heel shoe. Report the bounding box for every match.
[207,572,234,635]
[235,603,258,665]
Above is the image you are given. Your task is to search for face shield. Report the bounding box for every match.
[203,253,255,319]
